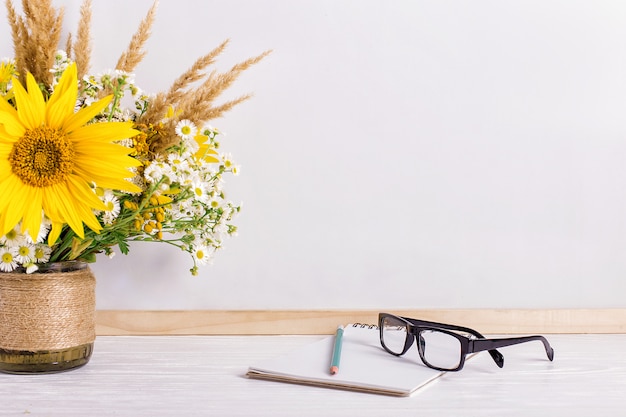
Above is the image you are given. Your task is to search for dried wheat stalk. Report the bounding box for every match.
[6,0,64,86]
[179,50,271,122]
[74,0,92,82]
[142,49,271,153]
[164,39,230,106]
[115,0,157,73]
[140,39,230,126]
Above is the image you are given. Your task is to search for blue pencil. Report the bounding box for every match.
[330,325,344,375]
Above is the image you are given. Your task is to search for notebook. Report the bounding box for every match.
[246,324,446,397]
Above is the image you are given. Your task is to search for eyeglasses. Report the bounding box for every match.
[378,313,554,372]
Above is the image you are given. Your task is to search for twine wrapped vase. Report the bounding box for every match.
[0,261,96,374]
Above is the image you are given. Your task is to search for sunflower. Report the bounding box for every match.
[0,63,141,244]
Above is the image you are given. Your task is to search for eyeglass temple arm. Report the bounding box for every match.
[469,335,555,367]
[400,316,504,368]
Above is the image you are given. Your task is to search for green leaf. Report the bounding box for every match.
[118,239,130,255]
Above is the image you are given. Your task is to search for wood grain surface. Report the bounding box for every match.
[95,309,626,335]
[1,334,624,416]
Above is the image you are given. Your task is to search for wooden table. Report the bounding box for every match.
[1,334,624,416]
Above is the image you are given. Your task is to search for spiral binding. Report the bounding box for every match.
[352,323,378,329]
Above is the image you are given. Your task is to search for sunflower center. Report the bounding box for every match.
[10,127,75,187]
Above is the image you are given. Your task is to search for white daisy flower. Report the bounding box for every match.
[0,227,25,246]
[96,69,115,87]
[33,244,52,264]
[176,171,195,187]
[15,242,35,264]
[190,180,209,203]
[144,161,173,183]
[220,153,235,170]
[114,69,135,85]
[167,153,191,174]
[191,244,213,266]
[0,247,18,272]
[208,196,222,210]
[200,124,219,136]
[171,200,194,220]
[102,192,121,226]
[175,120,197,140]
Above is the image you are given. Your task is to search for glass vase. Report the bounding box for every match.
[0,261,96,374]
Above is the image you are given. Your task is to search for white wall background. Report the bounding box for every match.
[3,0,626,309]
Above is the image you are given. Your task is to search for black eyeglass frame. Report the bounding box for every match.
[378,313,555,372]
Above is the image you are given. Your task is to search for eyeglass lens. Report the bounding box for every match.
[381,315,463,370]
[380,315,409,354]
[419,330,462,370]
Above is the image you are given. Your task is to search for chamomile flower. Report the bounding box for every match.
[144,162,171,183]
[221,153,235,170]
[190,180,209,203]
[0,247,18,272]
[200,124,219,136]
[101,192,121,226]
[0,227,24,246]
[191,244,212,266]
[175,120,197,140]
[32,244,52,264]
[15,242,35,264]
[208,196,222,210]
[167,152,191,174]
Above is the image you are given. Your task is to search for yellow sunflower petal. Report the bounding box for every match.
[0,126,16,144]
[47,63,77,113]
[74,142,142,159]
[47,221,64,246]
[0,97,24,137]
[72,165,141,193]
[0,144,12,160]
[66,174,106,211]
[12,73,45,129]
[68,121,138,143]
[0,175,30,235]
[25,73,46,120]
[46,64,78,129]
[43,184,85,239]
[65,177,104,233]
[20,187,43,242]
[74,154,141,175]
[62,95,113,133]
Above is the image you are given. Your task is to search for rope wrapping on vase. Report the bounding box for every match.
[0,266,96,351]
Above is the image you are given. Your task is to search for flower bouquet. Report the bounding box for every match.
[0,0,268,275]
[0,0,268,373]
